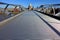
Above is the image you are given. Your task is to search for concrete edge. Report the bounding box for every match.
[0,11,24,26]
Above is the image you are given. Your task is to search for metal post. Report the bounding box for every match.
[4,4,9,10]
[52,6,55,15]
[19,6,22,11]
[15,6,17,8]
[3,4,9,17]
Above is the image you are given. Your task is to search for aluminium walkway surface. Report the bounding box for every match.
[0,11,60,40]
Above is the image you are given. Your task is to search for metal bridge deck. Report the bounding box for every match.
[0,11,60,40]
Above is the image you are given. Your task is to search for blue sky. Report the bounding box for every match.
[0,0,60,8]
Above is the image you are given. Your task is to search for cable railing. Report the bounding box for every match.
[36,4,60,20]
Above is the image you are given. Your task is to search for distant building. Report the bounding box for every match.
[28,3,33,10]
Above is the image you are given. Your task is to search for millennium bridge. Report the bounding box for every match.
[0,2,60,40]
